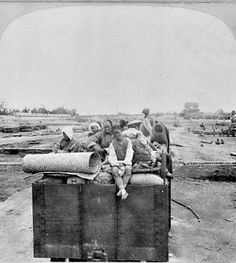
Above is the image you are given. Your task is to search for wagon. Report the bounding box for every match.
[32,154,172,262]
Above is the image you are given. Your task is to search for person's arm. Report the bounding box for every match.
[108,143,119,166]
[52,144,60,153]
[149,142,157,151]
[88,131,93,137]
[52,138,64,153]
[124,139,134,166]
[150,117,154,127]
[87,132,103,151]
[70,140,86,153]
[163,126,170,153]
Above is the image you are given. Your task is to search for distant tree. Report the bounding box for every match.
[31,108,38,114]
[22,107,30,113]
[51,106,77,115]
[70,108,77,116]
[51,106,68,114]
[216,109,224,115]
[0,99,8,115]
[37,106,49,115]
[154,112,164,117]
[8,108,19,115]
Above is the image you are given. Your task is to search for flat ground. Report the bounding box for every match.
[0,115,236,263]
[171,126,236,163]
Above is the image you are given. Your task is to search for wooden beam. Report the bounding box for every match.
[0,148,52,155]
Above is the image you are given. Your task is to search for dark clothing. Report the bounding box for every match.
[87,130,113,162]
[58,138,85,153]
[88,130,113,149]
[151,123,170,153]
[88,131,99,137]
[132,139,153,163]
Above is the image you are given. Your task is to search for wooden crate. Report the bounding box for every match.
[33,183,169,262]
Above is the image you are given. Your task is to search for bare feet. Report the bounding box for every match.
[121,189,129,200]
[117,189,122,196]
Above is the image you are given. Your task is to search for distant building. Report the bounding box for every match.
[182,102,200,119]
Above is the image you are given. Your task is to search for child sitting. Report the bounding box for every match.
[88,122,101,137]
[108,125,134,200]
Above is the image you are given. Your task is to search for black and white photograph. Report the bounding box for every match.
[0,0,236,262]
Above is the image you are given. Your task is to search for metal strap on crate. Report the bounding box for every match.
[154,185,169,262]
[77,185,84,259]
[32,184,47,257]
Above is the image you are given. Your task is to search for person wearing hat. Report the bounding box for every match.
[87,120,114,161]
[139,108,154,139]
[88,122,101,137]
[53,126,85,153]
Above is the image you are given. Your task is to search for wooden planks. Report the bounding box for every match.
[44,185,82,259]
[0,148,51,155]
[32,184,46,257]
[116,185,168,262]
[32,184,169,261]
[154,186,169,261]
[82,185,117,259]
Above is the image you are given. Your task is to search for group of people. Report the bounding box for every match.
[53,108,170,200]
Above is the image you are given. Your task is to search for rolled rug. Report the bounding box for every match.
[22,152,101,174]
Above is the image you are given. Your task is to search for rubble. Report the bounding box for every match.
[0,124,47,133]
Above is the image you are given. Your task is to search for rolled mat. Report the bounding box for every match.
[130,173,163,185]
[22,152,101,174]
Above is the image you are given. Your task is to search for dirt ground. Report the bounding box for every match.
[0,116,236,262]
[171,126,236,163]
[170,179,236,263]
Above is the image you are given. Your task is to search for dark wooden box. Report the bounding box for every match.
[33,184,169,262]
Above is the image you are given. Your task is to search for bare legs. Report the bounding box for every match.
[112,165,132,200]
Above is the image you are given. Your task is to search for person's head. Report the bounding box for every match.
[112,125,123,140]
[119,119,128,130]
[153,123,163,133]
[103,120,113,134]
[127,120,142,130]
[62,126,73,141]
[142,108,150,117]
[89,122,101,134]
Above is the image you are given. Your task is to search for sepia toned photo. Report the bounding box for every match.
[0,0,236,262]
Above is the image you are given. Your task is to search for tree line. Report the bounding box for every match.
[0,100,77,116]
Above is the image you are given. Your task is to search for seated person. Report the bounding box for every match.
[88,122,101,137]
[120,120,159,166]
[108,125,134,200]
[87,120,113,161]
[151,122,170,153]
[119,119,129,131]
[120,119,147,141]
[132,138,159,167]
[53,126,86,153]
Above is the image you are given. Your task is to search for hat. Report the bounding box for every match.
[127,120,142,127]
[142,108,150,115]
[89,122,101,131]
[62,126,73,140]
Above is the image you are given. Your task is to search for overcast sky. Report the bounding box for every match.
[0,5,236,115]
